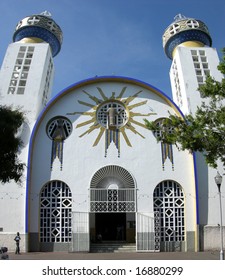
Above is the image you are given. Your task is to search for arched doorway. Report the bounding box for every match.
[153,180,185,251]
[39,180,72,251]
[89,165,136,243]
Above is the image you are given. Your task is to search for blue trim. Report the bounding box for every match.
[164,30,212,59]
[25,75,187,233]
[13,26,61,57]
[193,152,200,224]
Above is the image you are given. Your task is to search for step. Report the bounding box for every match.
[90,242,136,253]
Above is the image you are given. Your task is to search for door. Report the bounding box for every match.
[95,213,126,241]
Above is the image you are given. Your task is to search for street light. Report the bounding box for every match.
[214,171,224,260]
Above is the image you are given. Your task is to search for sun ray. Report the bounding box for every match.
[126,123,145,138]
[129,112,157,117]
[120,127,132,147]
[76,118,96,128]
[79,123,101,137]
[97,87,108,101]
[78,100,96,108]
[110,92,116,99]
[82,90,102,104]
[122,90,142,105]
[117,87,127,99]
[93,127,105,146]
[67,111,95,116]
[128,100,148,110]
[129,118,147,128]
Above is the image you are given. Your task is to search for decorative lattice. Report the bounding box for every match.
[96,101,128,128]
[154,211,161,251]
[90,189,135,212]
[91,165,135,189]
[47,117,72,140]
[90,165,136,212]
[40,181,72,243]
[153,181,185,242]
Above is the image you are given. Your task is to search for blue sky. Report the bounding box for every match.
[0,0,225,99]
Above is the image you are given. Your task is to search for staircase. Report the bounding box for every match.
[90,242,136,253]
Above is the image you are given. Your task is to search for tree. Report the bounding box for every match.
[145,48,225,169]
[0,105,25,183]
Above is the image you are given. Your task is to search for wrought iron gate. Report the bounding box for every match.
[70,212,89,252]
[136,212,160,251]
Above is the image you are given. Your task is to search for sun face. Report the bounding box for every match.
[67,86,156,157]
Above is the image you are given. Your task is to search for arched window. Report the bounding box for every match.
[40,181,72,243]
[153,180,185,242]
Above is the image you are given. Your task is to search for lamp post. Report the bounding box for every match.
[214,172,224,260]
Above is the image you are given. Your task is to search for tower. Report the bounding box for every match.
[163,14,223,115]
[163,15,225,251]
[0,11,62,119]
[0,12,62,252]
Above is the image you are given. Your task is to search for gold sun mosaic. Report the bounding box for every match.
[67,86,156,157]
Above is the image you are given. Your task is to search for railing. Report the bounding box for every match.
[136,212,160,252]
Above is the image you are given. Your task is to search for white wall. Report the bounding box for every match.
[28,78,197,236]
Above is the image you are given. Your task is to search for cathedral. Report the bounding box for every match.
[0,12,224,253]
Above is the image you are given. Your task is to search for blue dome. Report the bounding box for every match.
[163,14,212,60]
[13,13,63,57]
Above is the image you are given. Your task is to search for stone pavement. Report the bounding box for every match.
[6,250,221,260]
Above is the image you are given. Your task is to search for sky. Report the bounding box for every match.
[0,0,225,99]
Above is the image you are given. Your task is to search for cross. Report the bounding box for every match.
[169,24,180,35]
[27,16,40,25]
[187,20,199,29]
[16,21,22,30]
[47,21,57,32]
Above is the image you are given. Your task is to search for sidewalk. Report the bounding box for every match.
[7,250,221,260]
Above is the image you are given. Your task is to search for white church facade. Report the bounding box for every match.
[0,12,224,253]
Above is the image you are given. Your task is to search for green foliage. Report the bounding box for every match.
[145,49,225,168]
[217,48,225,75]
[0,106,25,183]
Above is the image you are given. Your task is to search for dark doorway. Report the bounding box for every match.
[96,213,126,241]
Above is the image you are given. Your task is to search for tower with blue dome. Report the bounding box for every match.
[0,12,63,252]
[164,15,225,253]
[0,11,63,119]
[163,14,212,60]
[13,11,62,57]
[163,14,223,115]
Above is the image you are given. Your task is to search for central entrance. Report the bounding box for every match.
[96,213,126,241]
[90,212,135,243]
[89,165,136,244]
